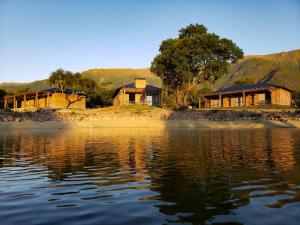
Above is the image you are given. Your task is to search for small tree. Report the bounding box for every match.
[48,68,73,93]
[151,24,243,108]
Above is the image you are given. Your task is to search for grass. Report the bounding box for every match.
[198,105,299,111]
[91,105,161,114]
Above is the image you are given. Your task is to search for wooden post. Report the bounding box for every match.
[219,94,222,108]
[24,94,27,109]
[4,97,7,109]
[123,89,125,105]
[35,92,38,107]
[46,92,50,107]
[13,96,16,109]
[242,91,246,106]
[198,97,201,109]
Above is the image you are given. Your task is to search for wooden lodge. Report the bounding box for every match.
[201,83,293,108]
[112,78,161,106]
[3,88,86,111]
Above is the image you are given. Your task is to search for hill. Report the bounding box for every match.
[212,49,300,92]
[0,68,161,93]
[80,68,161,89]
[0,49,299,94]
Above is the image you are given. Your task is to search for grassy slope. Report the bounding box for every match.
[1,50,299,93]
[0,68,161,93]
[80,68,161,89]
[212,49,300,91]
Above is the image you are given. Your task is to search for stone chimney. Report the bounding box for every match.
[135,78,146,89]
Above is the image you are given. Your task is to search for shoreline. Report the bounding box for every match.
[1,119,300,130]
[1,107,300,130]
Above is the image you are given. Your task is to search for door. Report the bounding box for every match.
[146,95,152,105]
[129,93,135,104]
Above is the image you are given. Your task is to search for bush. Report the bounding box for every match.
[86,89,115,108]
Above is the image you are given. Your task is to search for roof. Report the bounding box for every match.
[5,88,86,98]
[202,83,293,97]
[112,83,161,98]
[42,88,85,95]
[123,83,161,91]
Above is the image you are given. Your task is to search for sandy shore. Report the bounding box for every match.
[1,119,300,130]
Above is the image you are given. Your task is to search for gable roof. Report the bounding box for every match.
[123,83,161,91]
[202,83,293,97]
[218,83,292,93]
[5,88,86,98]
[41,88,85,95]
[112,83,161,98]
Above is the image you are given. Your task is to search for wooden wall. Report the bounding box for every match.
[113,89,158,106]
[271,88,291,105]
[20,93,86,109]
[204,88,292,108]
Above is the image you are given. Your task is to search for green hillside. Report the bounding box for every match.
[0,68,161,93]
[80,68,161,89]
[1,50,299,94]
[0,80,50,93]
[212,49,300,91]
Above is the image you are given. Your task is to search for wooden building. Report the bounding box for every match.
[3,88,86,111]
[113,78,161,106]
[201,83,292,108]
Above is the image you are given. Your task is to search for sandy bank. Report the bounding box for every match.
[1,119,300,130]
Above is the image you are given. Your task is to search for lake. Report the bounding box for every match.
[0,128,300,225]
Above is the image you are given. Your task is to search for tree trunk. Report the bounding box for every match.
[174,88,182,108]
[177,82,194,109]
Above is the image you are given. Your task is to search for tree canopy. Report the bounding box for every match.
[48,68,97,94]
[150,23,244,108]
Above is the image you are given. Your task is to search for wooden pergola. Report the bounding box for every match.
[4,91,51,110]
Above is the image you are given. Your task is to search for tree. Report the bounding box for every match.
[48,68,74,93]
[151,24,244,108]
[0,89,7,109]
[189,86,212,108]
[48,68,98,108]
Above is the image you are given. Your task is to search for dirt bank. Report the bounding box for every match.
[0,107,300,129]
[1,119,300,130]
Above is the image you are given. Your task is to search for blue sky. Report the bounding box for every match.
[0,0,299,82]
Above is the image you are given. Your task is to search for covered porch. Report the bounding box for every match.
[4,91,52,111]
[202,90,271,108]
[113,88,161,106]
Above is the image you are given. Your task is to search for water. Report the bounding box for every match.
[0,128,300,225]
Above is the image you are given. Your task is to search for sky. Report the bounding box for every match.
[0,0,299,82]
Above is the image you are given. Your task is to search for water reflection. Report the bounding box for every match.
[0,128,300,225]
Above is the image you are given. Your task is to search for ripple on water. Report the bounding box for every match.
[0,128,300,225]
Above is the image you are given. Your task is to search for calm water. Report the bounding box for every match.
[0,128,300,225]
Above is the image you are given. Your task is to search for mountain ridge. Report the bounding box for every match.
[1,49,299,93]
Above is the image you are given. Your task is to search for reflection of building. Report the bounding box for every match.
[4,88,86,111]
[112,78,161,106]
[201,83,292,108]
[0,130,87,180]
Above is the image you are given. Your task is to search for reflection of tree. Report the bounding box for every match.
[146,130,240,224]
[0,128,300,224]
[146,129,300,224]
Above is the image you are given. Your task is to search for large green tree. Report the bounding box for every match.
[151,24,244,108]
